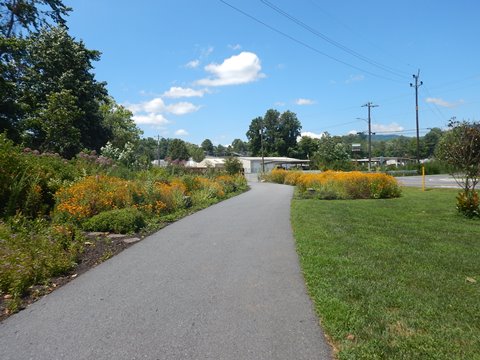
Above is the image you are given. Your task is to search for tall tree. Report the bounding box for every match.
[231,138,248,155]
[278,110,301,156]
[100,98,142,149]
[0,0,71,38]
[312,132,351,170]
[424,127,443,158]
[167,138,189,161]
[0,37,26,139]
[296,136,319,159]
[20,27,108,151]
[201,138,214,155]
[246,109,301,157]
[186,143,205,162]
[33,89,82,157]
[246,116,263,156]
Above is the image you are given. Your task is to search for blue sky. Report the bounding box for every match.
[65,0,480,146]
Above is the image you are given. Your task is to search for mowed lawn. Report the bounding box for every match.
[291,187,480,359]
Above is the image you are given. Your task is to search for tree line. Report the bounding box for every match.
[0,1,144,158]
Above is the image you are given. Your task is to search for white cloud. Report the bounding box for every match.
[185,59,200,69]
[127,97,200,116]
[425,97,464,108]
[132,113,169,125]
[300,131,324,139]
[127,95,201,129]
[295,98,316,106]
[228,44,242,50]
[143,98,166,113]
[166,102,201,115]
[372,123,404,134]
[274,101,286,107]
[175,129,189,136]
[196,51,265,86]
[345,74,365,84]
[162,86,206,98]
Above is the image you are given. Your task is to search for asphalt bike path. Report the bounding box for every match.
[0,182,332,360]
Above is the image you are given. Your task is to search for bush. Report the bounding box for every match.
[224,157,243,175]
[83,207,146,234]
[0,217,81,297]
[456,191,479,218]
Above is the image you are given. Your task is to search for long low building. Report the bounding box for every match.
[154,156,310,174]
[238,157,309,174]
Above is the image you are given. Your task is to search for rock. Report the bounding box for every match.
[86,232,106,237]
[123,237,141,244]
[107,234,127,239]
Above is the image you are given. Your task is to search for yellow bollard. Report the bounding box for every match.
[422,165,425,191]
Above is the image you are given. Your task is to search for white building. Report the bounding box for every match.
[238,157,309,174]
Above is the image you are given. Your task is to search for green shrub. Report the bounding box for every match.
[83,207,146,234]
[0,217,81,297]
[456,191,479,218]
[224,157,243,175]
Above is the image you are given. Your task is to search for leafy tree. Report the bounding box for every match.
[167,138,189,161]
[224,156,243,175]
[312,132,351,170]
[0,0,71,38]
[436,119,480,217]
[100,98,142,149]
[246,116,263,156]
[246,109,301,157]
[231,138,248,155]
[186,143,205,162]
[33,89,82,157]
[0,37,27,139]
[296,136,319,159]
[201,138,214,155]
[214,144,227,157]
[278,110,301,156]
[424,127,443,158]
[18,27,109,152]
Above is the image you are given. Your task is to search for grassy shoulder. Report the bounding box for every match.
[291,187,480,359]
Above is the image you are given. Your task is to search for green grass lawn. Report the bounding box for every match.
[291,187,480,359]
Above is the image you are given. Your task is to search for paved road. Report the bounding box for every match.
[0,182,332,360]
[397,174,461,188]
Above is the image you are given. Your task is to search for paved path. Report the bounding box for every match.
[397,174,461,189]
[0,182,332,360]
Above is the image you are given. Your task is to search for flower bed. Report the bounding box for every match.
[263,169,401,199]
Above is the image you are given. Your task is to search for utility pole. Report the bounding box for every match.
[362,102,378,171]
[410,70,423,163]
[259,127,265,173]
[157,135,161,166]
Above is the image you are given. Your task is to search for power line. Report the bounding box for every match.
[306,0,417,73]
[260,0,409,79]
[219,0,404,83]
[423,85,448,123]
